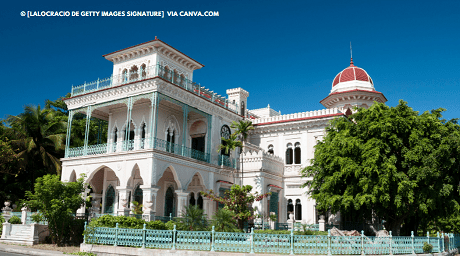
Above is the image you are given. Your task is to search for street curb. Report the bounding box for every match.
[0,244,64,255]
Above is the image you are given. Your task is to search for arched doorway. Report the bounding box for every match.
[164,186,175,217]
[105,185,116,213]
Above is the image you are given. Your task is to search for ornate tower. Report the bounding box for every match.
[320,58,387,115]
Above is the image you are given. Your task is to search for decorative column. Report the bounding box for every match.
[83,106,92,155]
[175,190,189,217]
[116,188,131,216]
[124,97,133,151]
[203,198,211,218]
[319,215,326,231]
[134,127,141,150]
[76,188,91,215]
[181,105,188,156]
[149,92,159,148]
[141,186,159,221]
[65,110,74,157]
[206,114,212,163]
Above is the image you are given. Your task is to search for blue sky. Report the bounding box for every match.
[1,0,460,121]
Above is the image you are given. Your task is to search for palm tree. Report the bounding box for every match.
[211,208,238,232]
[7,105,66,178]
[180,205,208,231]
[230,120,254,184]
[218,134,243,167]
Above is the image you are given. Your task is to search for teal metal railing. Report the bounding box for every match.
[218,154,238,168]
[85,224,459,255]
[67,137,218,166]
[70,64,239,114]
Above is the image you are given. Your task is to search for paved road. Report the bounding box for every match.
[0,252,30,256]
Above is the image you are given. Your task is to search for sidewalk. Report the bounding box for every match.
[0,243,64,255]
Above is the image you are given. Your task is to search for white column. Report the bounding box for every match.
[175,190,189,217]
[203,198,211,219]
[141,186,159,221]
[117,187,130,216]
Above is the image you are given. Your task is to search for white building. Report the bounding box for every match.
[61,38,387,225]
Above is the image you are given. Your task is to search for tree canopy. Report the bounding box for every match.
[201,184,268,230]
[302,100,460,235]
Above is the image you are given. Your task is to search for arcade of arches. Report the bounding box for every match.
[78,164,212,220]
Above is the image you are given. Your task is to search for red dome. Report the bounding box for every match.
[332,58,373,87]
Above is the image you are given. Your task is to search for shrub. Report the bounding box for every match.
[423,242,433,253]
[8,215,22,224]
[0,214,4,224]
[89,215,166,230]
[31,212,44,223]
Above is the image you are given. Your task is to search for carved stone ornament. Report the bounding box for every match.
[143,201,154,211]
[120,199,128,208]
[319,215,325,221]
[2,201,12,212]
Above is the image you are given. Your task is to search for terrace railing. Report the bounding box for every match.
[67,137,218,166]
[85,224,459,255]
[218,154,238,169]
[70,64,239,114]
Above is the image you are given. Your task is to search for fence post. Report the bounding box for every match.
[437,232,440,253]
[211,226,215,252]
[114,223,119,247]
[411,231,415,255]
[361,230,365,256]
[327,229,332,256]
[389,231,393,255]
[290,228,294,255]
[83,221,87,244]
[142,223,146,249]
[249,227,255,254]
[172,225,176,250]
[427,231,430,251]
[441,232,445,252]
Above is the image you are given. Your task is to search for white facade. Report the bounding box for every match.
[61,39,387,225]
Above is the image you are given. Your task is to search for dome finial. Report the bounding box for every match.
[350,42,354,66]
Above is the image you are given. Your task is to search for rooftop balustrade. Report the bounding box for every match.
[70,64,239,114]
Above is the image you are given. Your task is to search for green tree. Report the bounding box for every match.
[7,105,66,176]
[230,120,254,183]
[202,184,269,230]
[219,133,242,156]
[302,100,460,235]
[211,208,238,232]
[23,174,86,246]
[177,205,208,231]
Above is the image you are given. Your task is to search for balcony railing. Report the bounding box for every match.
[218,154,238,169]
[66,137,221,167]
[70,64,239,114]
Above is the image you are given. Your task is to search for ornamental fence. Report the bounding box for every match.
[84,223,460,255]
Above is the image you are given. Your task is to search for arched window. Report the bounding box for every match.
[113,127,118,152]
[241,101,245,116]
[287,199,294,218]
[134,185,143,204]
[268,144,274,155]
[140,123,146,149]
[129,65,139,81]
[173,69,178,84]
[197,194,203,209]
[164,186,175,217]
[140,64,147,78]
[104,185,115,213]
[122,69,128,83]
[220,125,231,156]
[189,192,196,206]
[294,142,301,164]
[286,143,293,165]
[295,199,302,220]
[164,66,170,81]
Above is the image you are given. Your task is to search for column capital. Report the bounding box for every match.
[175,190,189,198]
